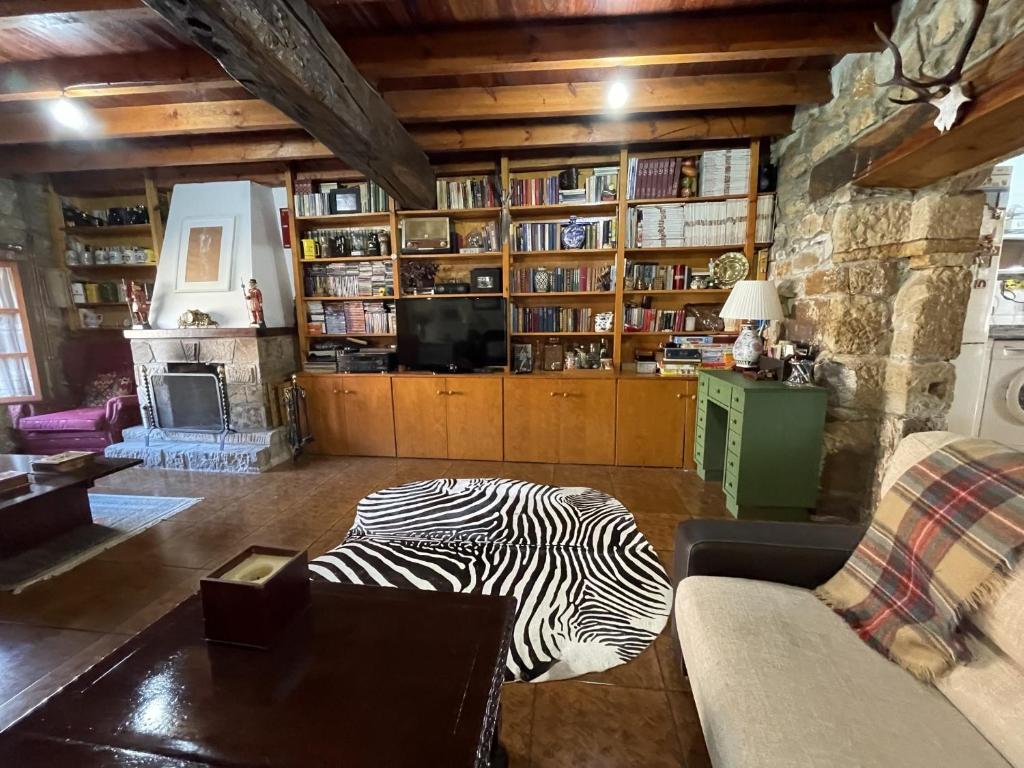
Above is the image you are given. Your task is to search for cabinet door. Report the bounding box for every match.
[503,378,561,463]
[298,375,346,455]
[446,377,503,461]
[392,377,448,459]
[339,375,396,457]
[559,380,616,465]
[615,379,691,467]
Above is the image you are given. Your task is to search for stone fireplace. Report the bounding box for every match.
[105,328,297,472]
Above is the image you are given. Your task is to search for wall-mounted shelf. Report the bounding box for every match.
[295,212,391,226]
[509,202,618,217]
[398,207,501,220]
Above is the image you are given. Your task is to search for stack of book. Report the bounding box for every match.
[559,167,618,204]
[0,470,30,495]
[668,338,735,368]
[628,195,773,248]
[626,157,687,199]
[303,261,393,298]
[511,265,611,293]
[304,349,338,373]
[511,168,618,206]
[698,149,750,196]
[511,173,559,206]
[625,262,692,291]
[512,307,593,333]
[755,194,776,243]
[30,451,95,473]
[623,307,688,333]
[514,219,616,251]
[436,176,498,209]
[307,300,326,335]
[293,180,389,216]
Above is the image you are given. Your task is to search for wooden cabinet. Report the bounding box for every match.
[504,378,615,465]
[615,378,696,468]
[393,376,503,461]
[296,375,395,457]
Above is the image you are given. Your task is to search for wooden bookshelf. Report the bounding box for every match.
[47,174,166,334]
[286,137,773,374]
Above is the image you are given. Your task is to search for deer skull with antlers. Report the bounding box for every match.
[875,0,989,133]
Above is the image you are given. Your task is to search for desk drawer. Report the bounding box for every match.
[725,449,741,481]
[709,378,731,406]
[695,424,705,449]
[693,440,705,466]
[723,468,738,498]
[696,404,707,429]
[727,426,742,455]
[698,375,709,397]
[728,408,742,434]
[730,389,745,412]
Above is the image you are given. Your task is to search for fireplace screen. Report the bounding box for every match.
[150,372,226,432]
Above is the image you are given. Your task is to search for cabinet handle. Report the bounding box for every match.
[343,390,353,395]
[691,395,696,400]
[549,391,557,397]
[447,390,455,395]
[332,389,339,395]
[436,390,446,395]
[675,393,682,399]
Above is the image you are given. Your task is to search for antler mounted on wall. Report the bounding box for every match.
[875,0,989,132]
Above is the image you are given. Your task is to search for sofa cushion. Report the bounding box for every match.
[20,407,108,432]
[675,576,1010,768]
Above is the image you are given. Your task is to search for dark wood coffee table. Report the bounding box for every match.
[0,582,515,767]
[0,454,141,556]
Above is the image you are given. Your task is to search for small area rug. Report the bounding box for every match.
[309,478,672,682]
[0,493,202,593]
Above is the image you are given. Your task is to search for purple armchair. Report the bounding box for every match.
[7,339,141,454]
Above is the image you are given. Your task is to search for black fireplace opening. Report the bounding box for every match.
[149,364,227,432]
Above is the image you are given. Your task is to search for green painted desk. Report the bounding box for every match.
[695,370,827,520]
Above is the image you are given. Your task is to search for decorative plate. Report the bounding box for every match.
[711,251,749,288]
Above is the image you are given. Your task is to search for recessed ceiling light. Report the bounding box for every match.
[607,80,629,110]
[49,97,90,132]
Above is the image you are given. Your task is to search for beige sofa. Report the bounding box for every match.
[673,432,1024,768]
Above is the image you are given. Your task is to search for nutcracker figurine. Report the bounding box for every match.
[242,278,265,328]
[123,279,151,329]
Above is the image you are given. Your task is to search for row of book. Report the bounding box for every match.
[70,280,151,305]
[623,308,692,333]
[624,263,694,292]
[307,300,396,336]
[512,307,594,334]
[436,176,499,209]
[293,179,390,217]
[509,167,618,206]
[625,156,696,200]
[302,262,393,298]
[513,219,617,252]
[628,194,775,248]
[670,337,734,368]
[699,149,750,197]
[510,265,612,294]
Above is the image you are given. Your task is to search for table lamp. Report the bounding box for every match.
[719,280,784,369]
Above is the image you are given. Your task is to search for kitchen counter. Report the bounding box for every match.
[989,325,1024,340]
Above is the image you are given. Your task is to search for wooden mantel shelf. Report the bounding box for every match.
[123,327,297,339]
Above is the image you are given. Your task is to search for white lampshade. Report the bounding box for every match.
[719,280,784,321]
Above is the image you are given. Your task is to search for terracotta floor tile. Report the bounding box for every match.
[96,519,255,570]
[500,682,535,768]
[667,692,709,768]
[0,622,108,706]
[654,630,690,693]
[631,512,688,550]
[530,682,682,767]
[577,643,664,690]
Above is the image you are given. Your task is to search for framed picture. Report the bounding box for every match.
[329,187,361,215]
[513,343,533,373]
[175,217,235,292]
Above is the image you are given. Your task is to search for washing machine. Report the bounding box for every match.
[980,340,1024,449]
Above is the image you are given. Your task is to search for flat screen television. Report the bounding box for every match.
[397,297,508,372]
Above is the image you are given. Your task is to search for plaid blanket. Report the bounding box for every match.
[816,438,1024,681]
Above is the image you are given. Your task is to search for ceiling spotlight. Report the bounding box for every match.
[49,97,90,132]
[607,80,629,110]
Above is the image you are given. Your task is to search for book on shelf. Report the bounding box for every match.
[303,261,393,298]
[627,194,775,248]
[626,156,689,200]
[456,221,499,253]
[0,470,30,494]
[698,149,750,197]
[514,218,617,252]
[510,167,618,206]
[511,265,612,293]
[624,262,692,291]
[435,176,498,210]
[312,300,396,336]
[30,451,95,473]
[512,306,593,333]
[623,307,694,333]
[293,179,389,216]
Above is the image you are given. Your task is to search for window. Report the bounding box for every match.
[0,261,40,403]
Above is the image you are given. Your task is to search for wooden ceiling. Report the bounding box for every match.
[0,0,893,186]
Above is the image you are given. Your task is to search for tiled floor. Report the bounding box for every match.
[0,456,728,767]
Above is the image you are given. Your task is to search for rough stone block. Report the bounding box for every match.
[198,339,236,364]
[150,340,189,363]
[890,267,971,361]
[130,341,154,365]
[883,360,956,420]
[908,251,978,269]
[847,261,900,296]
[224,364,258,384]
[234,338,260,363]
[819,295,891,356]
[818,418,881,521]
[908,190,984,243]
[803,267,848,295]
[832,198,913,259]
[814,353,886,411]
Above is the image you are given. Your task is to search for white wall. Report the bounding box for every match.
[150,181,294,328]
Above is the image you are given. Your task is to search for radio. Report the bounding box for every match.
[401,217,451,254]
[434,282,471,294]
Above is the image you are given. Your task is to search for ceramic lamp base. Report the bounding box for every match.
[732,322,763,369]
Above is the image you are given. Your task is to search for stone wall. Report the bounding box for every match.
[0,176,68,451]
[770,0,1024,519]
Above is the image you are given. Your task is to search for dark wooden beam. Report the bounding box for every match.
[383,71,829,123]
[0,50,228,102]
[810,30,1024,197]
[345,9,886,80]
[140,0,435,209]
[0,111,793,174]
[0,0,140,15]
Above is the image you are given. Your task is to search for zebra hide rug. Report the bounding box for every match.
[308,478,673,682]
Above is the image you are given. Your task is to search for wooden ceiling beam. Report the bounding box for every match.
[383,71,829,122]
[345,8,885,79]
[0,0,141,16]
[140,0,436,209]
[0,110,793,174]
[0,50,229,102]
